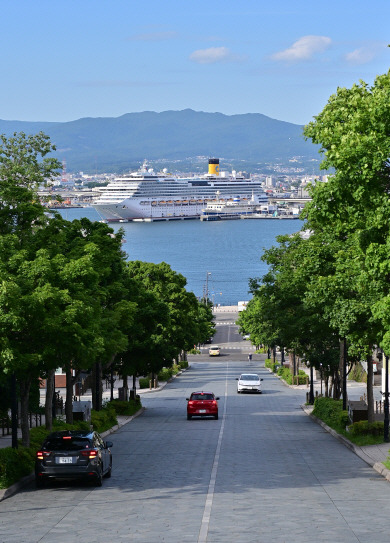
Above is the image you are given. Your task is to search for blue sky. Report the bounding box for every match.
[1,0,388,125]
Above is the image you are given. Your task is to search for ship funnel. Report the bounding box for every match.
[208,158,219,176]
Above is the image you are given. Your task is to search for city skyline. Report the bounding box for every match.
[1,0,389,126]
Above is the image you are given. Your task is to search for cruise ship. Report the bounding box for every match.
[92,159,268,222]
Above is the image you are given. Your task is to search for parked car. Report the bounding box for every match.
[209,346,220,356]
[236,373,263,393]
[186,392,219,420]
[35,430,113,487]
[242,334,250,340]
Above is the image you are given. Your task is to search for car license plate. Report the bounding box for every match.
[199,409,206,413]
[58,457,73,464]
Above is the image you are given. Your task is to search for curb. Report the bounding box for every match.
[0,474,35,502]
[301,404,390,481]
[0,406,146,502]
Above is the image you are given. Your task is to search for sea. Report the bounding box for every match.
[57,207,302,306]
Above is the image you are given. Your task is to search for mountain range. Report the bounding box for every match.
[0,109,321,174]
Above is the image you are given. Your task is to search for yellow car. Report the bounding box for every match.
[209,346,220,356]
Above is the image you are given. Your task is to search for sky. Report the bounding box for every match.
[1,0,389,126]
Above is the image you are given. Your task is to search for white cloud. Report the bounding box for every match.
[189,47,241,64]
[272,35,332,62]
[345,47,376,65]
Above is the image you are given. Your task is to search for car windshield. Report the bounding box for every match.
[191,393,214,400]
[210,347,219,350]
[43,438,91,451]
[240,375,259,381]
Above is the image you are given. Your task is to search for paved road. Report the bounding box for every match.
[2,356,390,542]
[2,314,390,542]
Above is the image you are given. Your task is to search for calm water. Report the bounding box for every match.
[58,208,302,305]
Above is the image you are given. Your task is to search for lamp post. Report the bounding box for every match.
[342,338,348,411]
[307,362,314,405]
[384,355,389,443]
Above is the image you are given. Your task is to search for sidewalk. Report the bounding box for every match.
[269,365,390,473]
[303,404,390,481]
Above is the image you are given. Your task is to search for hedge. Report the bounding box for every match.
[0,402,125,490]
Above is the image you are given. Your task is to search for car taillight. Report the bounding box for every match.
[81,449,98,459]
[36,451,50,460]
[188,401,194,406]
[212,401,217,406]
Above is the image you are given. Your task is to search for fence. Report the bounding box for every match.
[1,412,44,436]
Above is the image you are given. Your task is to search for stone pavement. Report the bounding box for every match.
[2,365,390,495]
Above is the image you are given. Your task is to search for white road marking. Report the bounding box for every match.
[197,362,228,543]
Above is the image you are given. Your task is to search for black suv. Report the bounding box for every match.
[35,430,113,487]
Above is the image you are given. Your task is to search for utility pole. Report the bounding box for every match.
[11,373,18,449]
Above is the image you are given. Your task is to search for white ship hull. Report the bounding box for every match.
[91,160,268,222]
[94,198,207,221]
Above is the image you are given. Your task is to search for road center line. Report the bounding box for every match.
[197,362,228,543]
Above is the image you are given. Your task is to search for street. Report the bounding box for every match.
[1,313,390,542]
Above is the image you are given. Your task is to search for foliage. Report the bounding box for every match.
[157,367,173,381]
[90,406,117,433]
[139,378,150,389]
[0,446,36,490]
[348,363,367,383]
[106,398,142,416]
[264,359,279,373]
[348,420,384,438]
[312,397,344,428]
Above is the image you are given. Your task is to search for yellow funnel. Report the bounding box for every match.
[208,158,219,176]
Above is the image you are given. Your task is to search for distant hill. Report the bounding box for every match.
[0,109,320,173]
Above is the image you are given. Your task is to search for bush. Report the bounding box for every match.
[158,367,173,381]
[312,397,343,428]
[0,447,36,489]
[91,406,117,433]
[348,420,384,437]
[188,348,200,354]
[264,359,273,370]
[338,410,350,428]
[107,398,142,416]
[179,360,189,369]
[139,377,150,389]
[277,366,293,384]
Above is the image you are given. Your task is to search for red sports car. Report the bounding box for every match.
[186,391,219,420]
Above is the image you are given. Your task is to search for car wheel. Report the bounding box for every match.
[214,414,219,420]
[187,414,192,420]
[237,389,240,393]
[95,466,103,487]
[104,459,112,478]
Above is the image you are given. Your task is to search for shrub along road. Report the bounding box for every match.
[1,354,390,542]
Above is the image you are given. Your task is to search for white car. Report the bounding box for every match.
[209,346,220,356]
[236,373,263,393]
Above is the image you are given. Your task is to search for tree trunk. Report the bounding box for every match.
[19,376,32,447]
[65,366,74,424]
[92,362,103,411]
[366,354,374,423]
[45,369,55,430]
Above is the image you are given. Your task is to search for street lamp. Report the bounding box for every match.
[308,363,314,405]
